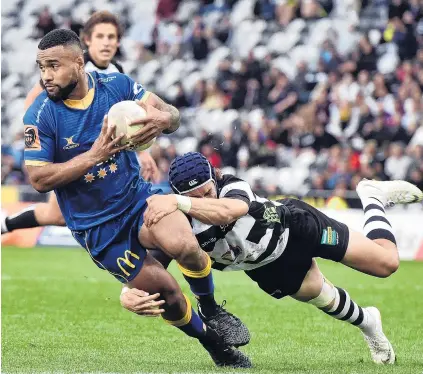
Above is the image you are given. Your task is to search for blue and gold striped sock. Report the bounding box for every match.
[163,295,206,338]
[178,255,215,297]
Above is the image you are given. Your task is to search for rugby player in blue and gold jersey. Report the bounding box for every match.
[22,29,251,369]
[2,11,159,234]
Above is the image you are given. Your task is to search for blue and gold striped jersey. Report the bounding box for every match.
[23,71,151,231]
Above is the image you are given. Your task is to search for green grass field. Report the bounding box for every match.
[2,246,423,374]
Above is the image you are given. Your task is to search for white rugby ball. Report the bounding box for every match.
[107,100,156,151]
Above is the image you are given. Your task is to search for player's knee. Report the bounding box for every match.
[166,230,200,264]
[53,212,66,226]
[378,253,400,278]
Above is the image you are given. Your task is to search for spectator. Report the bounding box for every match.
[384,142,412,180]
[190,80,207,107]
[201,144,222,168]
[170,83,189,108]
[268,72,298,120]
[36,7,57,37]
[202,81,226,110]
[156,0,181,21]
[191,25,209,60]
[254,0,276,21]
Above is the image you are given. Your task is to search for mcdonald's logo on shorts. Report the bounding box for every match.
[117,250,140,277]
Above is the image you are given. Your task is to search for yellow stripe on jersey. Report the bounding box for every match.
[139,91,151,103]
[63,73,95,110]
[162,294,192,327]
[178,255,211,278]
[24,160,52,166]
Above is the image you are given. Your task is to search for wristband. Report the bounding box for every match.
[176,195,192,213]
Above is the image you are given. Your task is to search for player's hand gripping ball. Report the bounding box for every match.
[107,101,156,151]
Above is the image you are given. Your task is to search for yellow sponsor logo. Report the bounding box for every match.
[117,250,140,277]
[327,227,333,245]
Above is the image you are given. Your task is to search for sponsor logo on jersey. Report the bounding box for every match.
[220,224,229,232]
[201,237,216,248]
[263,206,280,223]
[24,125,41,151]
[321,227,339,245]
[63,135,80,150]
[98,76,117,83]
[133,82,143,95]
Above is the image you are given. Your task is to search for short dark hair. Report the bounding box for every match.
[81,11,123,42]
[38,29,83,51]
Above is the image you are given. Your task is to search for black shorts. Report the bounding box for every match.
[245,198,349,299]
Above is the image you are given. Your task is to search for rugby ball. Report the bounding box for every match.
[107,100,156,151]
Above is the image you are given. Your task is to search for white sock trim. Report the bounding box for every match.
[327,287,340,313]
[308,279,336,308]
[363,221,394,237]
[363,208,387,223]
[362,196,385,209]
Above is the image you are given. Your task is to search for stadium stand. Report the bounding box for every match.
[1,0,423,204]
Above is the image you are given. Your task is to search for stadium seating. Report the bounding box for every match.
[2,0,422,199]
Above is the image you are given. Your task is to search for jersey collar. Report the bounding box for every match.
[63,73,95,110]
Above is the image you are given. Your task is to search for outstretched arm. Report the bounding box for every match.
[144,195,249,227]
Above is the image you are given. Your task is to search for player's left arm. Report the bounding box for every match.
[144,195,249,227]
[142,92,180,134]
[119,73,180,145]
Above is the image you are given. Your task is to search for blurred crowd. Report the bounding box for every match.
[2,0,423,199]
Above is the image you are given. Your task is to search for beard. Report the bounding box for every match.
[40,77,79,102]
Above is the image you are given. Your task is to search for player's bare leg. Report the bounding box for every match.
[1,194,65,234]
[341,180,423,277]
[139,209,250,347]
[128,251,252,368]
[291,260,395,364]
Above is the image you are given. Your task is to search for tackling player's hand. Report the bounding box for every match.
[120,287,165,317]
[128,101,171,146]
[138,151,161,183]
[89,115,129,162]
[144,195,178,227]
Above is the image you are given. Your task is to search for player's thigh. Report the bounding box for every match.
[244,239,313,299]
[284,199,350,262]
[341,228,399,278]
[139,210,203,267]
[34,193,65,226]
[291,259,324,302]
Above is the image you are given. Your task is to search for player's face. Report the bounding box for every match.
[37,46,84,102]
[85,23,119,67]
[184,181,217,199]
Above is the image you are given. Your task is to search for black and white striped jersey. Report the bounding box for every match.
[190,175,290,271]
[84,51,124,74]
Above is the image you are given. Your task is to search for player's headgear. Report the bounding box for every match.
[169,152,216,194]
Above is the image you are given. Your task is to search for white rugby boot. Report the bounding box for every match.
[356,179,423,208]
[360,307,396,364]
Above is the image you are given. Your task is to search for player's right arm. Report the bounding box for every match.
[25,114,127,193]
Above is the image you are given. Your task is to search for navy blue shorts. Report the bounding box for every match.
[72,186,161,283]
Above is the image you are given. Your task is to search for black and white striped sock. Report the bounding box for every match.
[362,197,396,244]
[321,287,368,329]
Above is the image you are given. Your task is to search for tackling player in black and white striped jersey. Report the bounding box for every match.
[122,151,423,365]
